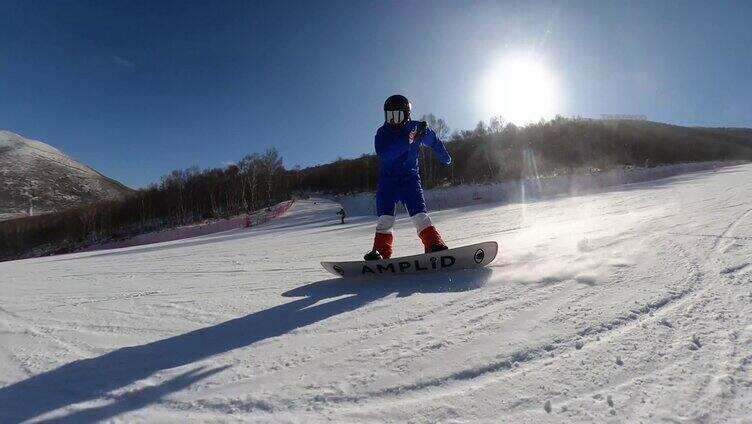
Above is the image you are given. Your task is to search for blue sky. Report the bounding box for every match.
[1,0,750,188]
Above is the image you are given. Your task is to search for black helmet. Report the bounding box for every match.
[383,94,411,126]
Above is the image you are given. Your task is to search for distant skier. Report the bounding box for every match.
[364,94,452,260]
[337,207,347,224]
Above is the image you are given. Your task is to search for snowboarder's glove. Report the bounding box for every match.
[409,121,428,144]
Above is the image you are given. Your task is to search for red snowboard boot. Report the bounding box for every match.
[364,232,394,260]
[419,226,448,254]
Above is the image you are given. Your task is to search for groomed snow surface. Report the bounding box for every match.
[1,164,751,423]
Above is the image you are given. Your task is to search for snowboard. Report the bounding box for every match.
[321,241,498,278]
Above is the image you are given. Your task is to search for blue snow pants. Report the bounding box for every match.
[376,173,427,217]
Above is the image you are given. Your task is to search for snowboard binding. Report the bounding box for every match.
[428,243,449,253]
[363,250,383,261]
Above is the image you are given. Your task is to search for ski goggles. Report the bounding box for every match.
[385,110,406,125]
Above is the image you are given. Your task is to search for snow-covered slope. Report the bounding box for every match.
[0,165,750,423]
[0,131,132,220]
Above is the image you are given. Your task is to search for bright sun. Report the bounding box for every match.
[482,55,559,125]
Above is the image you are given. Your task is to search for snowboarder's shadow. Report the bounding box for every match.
[284,267,492,300]
[0,268,491,424]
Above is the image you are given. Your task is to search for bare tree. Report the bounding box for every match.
[260,148,283,205]
[474,120,488,137]
[239,153,262,211]
[420,114,452,186]
[489,116,506,134]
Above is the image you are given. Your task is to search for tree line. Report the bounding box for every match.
[294,115,752,192]
[0,148,288,260]
[2,116,751,260]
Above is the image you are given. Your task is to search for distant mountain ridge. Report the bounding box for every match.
[0,131,132,220]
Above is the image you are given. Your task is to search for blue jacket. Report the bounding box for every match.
[375,120,452,177]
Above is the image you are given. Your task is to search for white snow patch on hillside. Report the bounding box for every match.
[0,164,751,423]
[0,130,63,156]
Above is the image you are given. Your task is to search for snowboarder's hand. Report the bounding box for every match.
[408,129,419,144]
[409,121,428,144]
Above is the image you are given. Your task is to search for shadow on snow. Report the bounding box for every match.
[0,268,491,423]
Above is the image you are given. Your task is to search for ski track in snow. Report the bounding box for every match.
[1,164,752,423]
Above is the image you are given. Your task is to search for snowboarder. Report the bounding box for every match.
[337,207,347,224]
[364,94,452,260]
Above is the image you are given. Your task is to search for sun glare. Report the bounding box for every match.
[481,55,560,125]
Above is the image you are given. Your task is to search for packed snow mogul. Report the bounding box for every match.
[364,94,452,260]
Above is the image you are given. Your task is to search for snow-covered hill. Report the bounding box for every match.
[0,164,750,422]
[0,131,132,220]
